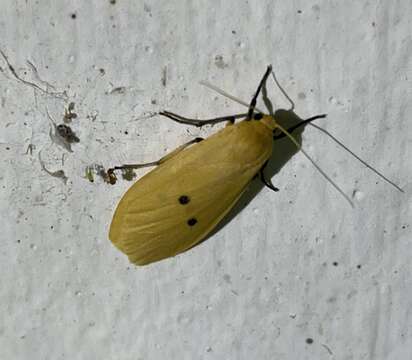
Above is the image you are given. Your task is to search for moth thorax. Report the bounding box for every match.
[260,115,278,130]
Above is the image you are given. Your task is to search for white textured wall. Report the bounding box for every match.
[1,1,411,359]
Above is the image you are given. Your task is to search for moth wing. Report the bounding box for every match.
[110,162,255,265]
[109,121,273,265]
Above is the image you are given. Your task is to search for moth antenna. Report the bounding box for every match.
[275,123,354,208]
[270,70,295,111]
[247,65,272,119]
[270,69,402,192]
[199,80,265,114]
[200,76,396,202]
[309,123,404,193]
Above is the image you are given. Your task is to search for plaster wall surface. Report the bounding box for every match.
[0,1,411,359]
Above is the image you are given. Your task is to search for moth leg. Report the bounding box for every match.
[157,137,203,164]
[259,161,279,192]
[247,65,273,120]
[159,111,247,127]
[106,137,203,184]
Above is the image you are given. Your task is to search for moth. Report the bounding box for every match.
[108,66,402,265]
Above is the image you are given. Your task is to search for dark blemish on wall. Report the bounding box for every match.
[71,13,77,19]
[39,153,68,184]
[57,124,80,143]
[110,0,116,4]
[161,66,167,87]
[297,10,303,14]
[214,55,228,69]
[63,102,77,123]
[322,344,333,355]
[223,274,232,284]
[357,264,362,269]
[121,168,136,181]
[327,296,337,303]
[332,261,338,266]
[306,338,314,344]
[101,166,117,184]
[86,164,114,184]
[99,68,105,75]
[109,86,126,95]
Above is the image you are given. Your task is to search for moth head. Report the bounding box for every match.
[253,113,278,131]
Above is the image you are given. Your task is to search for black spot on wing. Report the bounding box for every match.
[187,218,197,226]
[179,195,190,204]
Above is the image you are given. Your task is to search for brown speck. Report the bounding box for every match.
[71,13,77,19]
[57,124,80,143]
[306,338,314,344]
[63,102,77,123]
[332,261,338,266]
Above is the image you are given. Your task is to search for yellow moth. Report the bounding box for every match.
[108,66,402,266]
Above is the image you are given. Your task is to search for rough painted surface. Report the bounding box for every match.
[0,1,411,359]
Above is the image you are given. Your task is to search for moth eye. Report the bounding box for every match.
[178,195,190,204]
[253,113,263,120]
[187,218,197,226]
